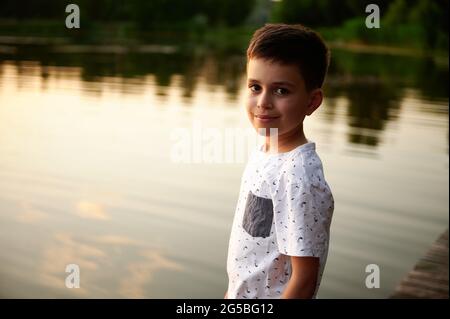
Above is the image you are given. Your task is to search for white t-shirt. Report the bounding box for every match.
[226,140,334,299]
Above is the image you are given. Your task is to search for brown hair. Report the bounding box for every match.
[247,23,330,91]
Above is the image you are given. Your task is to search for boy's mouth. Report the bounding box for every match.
[254,114,280,123]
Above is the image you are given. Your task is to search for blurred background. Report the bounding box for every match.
[0,0,448,298]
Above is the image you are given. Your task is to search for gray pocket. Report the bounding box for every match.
[242,191,274,238]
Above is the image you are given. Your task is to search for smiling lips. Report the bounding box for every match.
[255,114,280,122]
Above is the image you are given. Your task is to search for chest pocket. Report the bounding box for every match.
[242,191,274,238]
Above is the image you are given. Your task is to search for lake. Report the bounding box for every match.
[0,44,448,298]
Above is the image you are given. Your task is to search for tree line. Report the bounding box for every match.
[0,0,256,29]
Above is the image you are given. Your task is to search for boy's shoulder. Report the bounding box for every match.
[245,141,327,194]
[274,143,325,189]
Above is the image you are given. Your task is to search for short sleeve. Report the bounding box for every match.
[272,181,333,259]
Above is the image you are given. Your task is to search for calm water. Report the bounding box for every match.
[0,45,448,298]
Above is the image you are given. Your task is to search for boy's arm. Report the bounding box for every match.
[281,256,320,299]
[224,291,228,299]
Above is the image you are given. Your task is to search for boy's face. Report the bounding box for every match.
[246,58,322,137]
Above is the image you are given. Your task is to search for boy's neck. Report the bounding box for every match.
[263,126,308,153]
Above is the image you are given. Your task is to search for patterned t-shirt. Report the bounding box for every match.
[226,140,334,299]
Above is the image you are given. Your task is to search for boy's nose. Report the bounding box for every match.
[257,92,274,109]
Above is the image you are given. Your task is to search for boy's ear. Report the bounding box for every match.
[305,88,323,116]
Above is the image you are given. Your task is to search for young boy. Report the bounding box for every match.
[225,24,334,299]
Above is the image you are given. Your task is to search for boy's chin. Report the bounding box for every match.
[253,126,279,137]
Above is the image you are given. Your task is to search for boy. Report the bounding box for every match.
[225,24,334,299]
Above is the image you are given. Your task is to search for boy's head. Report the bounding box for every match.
[245,24,330,138]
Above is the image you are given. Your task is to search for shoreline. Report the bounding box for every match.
[0,32,448,64]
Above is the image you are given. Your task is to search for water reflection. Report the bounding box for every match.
[38,233,184,298]
[1,47,246,103]
[326,49,448,148]
[75,200,110,220]
[2,46,447,144]
[16,201,49,224]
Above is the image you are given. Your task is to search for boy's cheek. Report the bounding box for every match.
[245,109,254,122]
[246,97,256,109]
[245,104,257,118]
[279,102,303,117]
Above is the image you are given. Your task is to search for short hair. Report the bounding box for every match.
[247,23,330,91]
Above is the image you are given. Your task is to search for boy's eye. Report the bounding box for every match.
[274,88,289,95]
[249,84,261,92]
